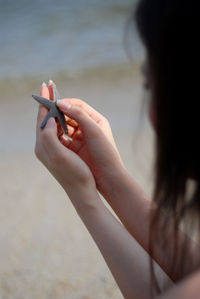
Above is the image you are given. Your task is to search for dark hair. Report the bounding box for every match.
[135,0,200,295]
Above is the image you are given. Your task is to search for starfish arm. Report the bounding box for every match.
[32,95,54,109]
[57,109,68,134]
[40,109,56,128]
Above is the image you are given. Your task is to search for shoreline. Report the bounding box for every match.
[0,64,145,153]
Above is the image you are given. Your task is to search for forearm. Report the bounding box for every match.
[99,166,200,282]
[67,186,171,299]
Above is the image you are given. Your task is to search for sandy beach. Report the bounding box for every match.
[0,67,155,298]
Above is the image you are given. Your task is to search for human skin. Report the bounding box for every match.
[57,96,200,283]
[35,82,200,298]
[36,82,169,299]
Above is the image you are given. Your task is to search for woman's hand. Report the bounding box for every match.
[56,94,125,196]
[35,82,96,208]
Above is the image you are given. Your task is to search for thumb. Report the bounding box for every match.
[57,100,98,134]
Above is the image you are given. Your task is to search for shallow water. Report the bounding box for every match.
[0,0,146,153]
[0,0,143,81]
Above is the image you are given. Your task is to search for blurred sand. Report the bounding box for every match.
[0,68,155,298]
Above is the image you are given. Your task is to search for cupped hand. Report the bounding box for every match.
[35,82,96,197]
[56,96,124,195]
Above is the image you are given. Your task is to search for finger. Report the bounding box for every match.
[41,118,77,170]
[40,82,49,98]
[41,117,60,156]
[68,129,83,152]
[57,123,64,139]
[63,124,75,137]
[60,129,82,152]
[60,124,81,147]
[60,135,73,148]
[57,101,99,136]
[66,116,79,128]
[59,98,103,124]
[48,80,56,101]
[37,82,50,132]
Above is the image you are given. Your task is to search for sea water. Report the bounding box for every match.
[0,0,143,81]
[0,0,146,153]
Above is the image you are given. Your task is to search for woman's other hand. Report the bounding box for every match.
[57,96,124,196]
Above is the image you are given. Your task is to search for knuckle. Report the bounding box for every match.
[75,106,84,117]
[74,98,84,106]
[102,115,109,124]
[78,99,84,108]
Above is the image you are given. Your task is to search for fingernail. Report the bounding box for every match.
[48,79,54,85]
[63,134,73,141]
[57,101,71,110]
[42,82,46,87]
[45,117,56,128]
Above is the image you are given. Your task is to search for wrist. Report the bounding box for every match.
[98,164,129,201]
[65,182,101,212]
[99,164,150,209]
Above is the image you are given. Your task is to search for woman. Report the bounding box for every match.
[34,0,200,298]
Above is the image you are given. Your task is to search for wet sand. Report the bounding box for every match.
[0,68,155,298]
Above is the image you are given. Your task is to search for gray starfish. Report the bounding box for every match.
[32,88,68,135]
